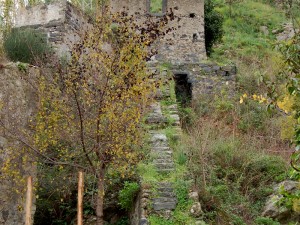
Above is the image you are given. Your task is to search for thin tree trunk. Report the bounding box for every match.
[96,164,105,225]
[25,176,33,225]
[77,171,84,225]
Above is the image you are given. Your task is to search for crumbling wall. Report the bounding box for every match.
[0,64,38,225]
[15,0,90,57]
[170,63,236,99]
[110,0,206,64]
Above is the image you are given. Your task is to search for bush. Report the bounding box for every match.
[204,0,224,56]
[3,28,50,64]
[255,217,280,225]
[118,182,139,210]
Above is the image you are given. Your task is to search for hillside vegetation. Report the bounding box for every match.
[176,0,300,224]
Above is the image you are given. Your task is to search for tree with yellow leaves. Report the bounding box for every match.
[1,8,173,224]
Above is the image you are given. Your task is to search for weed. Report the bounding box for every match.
[4,28,51,64]
[118,182,140,210]
[255,217,281,225]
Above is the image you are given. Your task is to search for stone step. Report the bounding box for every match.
[156,168,174,173]
[153,159,174,164]
[156,191,176,198]
[146,116,166,124]
[152,147,171,152]
[153,197,177,204]
[153,201,177,211]
[155,163,174,169]
[154,152,173,158]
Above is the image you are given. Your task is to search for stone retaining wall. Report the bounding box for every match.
[0,64,38,225]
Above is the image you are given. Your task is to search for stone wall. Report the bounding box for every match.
[15,0,90,57]
[170,62,237,99]
[0,63,38,225]
[110,0,206,64]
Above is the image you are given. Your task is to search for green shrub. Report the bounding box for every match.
[255,217,281,225]
[118,181,140,210]
[4,28,50,64]
[204,0,224,55]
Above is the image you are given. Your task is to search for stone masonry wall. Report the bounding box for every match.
[170,62,237,99]
[15,0,90,57]
[0,63,38,225]
[110,0,206,64]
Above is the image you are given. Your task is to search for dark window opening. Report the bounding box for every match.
[193,33,198,42]
[189,13,196,18]
[173,73,192,107]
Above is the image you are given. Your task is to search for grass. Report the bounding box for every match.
[211,0,286,66]
[150,0,163,13]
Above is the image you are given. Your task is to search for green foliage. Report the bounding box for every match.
[237,100,269,132]
[204,0,224,55]
[276,31,300,204]
[255,217,281,225]
[178,106,197,129]
[118,182,140,210]
[150,0,163,13]
[109,217,130,225]
[176,151,187,166]
[211,0,286,63]
[174,180,192,209]
[149,216,174,225]
[3,28,50,64]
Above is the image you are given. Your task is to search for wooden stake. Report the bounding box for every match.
[25,176,33,225]
[77,171,84,225]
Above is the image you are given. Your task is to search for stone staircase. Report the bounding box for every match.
[140,64,184,221]
[147,101,178,213]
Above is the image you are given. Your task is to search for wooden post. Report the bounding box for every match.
[77,171,84,225]
[25,176,33,225]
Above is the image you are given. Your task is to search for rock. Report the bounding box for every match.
[274,180,300,192]
[262,180,300,221]
[140,217,148,225]
[162,210,172,219]
[260,26,269,35]
[190,202,203,217]
[189,191,199,201]
[195,220,208,225]
[0,136,7,149]
[262,195,289,219]
[150,133,168,147]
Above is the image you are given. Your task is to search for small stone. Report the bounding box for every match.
[142,192,150,198]
[195,220,208,225]
[140,218,148,225]
[0,136,7,149]
[190,202,203,217]
[163,210,172,219]
[260,26,269,35]
[188,191,199,201]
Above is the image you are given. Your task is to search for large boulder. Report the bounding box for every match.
[262,180,300,223]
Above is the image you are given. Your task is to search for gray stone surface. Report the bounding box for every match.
[0,65,38,225]
[262,180,300,222]
[110,0,206,64]
[15,1,91,57]
[190,202,203,217]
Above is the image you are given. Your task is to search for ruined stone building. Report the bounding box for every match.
[0,1,236,224]
[15,0,90,57]
[111,0,207,64]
